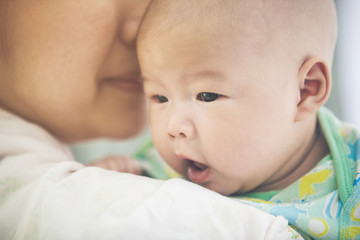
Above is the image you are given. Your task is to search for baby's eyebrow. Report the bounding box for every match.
[141,75,164,86]
[141,70,225,85]
[183,70,225,82]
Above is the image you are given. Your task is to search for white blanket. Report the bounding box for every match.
[0,109,301,240]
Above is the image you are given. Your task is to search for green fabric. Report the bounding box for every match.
[240,190,280,201]
[318,107,354,204]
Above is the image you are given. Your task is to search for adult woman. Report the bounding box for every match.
[0,0,148,142]
[0,1,293,239]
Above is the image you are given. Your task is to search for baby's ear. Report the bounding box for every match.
[295,57,331,121]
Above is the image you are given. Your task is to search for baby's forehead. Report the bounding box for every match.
[139,0,337,68]
[140,0,267,35]
[139,1,271,50]
[140,1,295,57]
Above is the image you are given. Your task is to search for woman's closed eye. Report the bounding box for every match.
[197,92,220,102]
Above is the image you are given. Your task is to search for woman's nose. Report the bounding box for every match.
[119,18,141,46]
[167,113,195,140]
[118,0,150,46]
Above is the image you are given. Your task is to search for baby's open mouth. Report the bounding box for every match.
[186,160,210,184]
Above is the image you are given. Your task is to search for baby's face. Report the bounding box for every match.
[140,29,301,195]
[0,0,150,142]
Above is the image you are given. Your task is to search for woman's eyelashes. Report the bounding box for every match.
[197,92,220,102]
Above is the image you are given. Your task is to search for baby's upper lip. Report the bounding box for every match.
[177,153,196,162]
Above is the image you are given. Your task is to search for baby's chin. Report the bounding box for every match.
[197,181,242,197]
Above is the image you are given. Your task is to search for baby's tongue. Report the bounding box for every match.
[187,161,210,184]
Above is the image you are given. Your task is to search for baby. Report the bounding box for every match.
[134,0,360,239]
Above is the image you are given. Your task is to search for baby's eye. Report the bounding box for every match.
[197,92,220,102]
[154,95,168,103]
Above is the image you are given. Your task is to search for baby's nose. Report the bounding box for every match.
[167,115,195,139]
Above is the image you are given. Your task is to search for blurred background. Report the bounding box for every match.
[71,0,360,164]
[328,0,360,124]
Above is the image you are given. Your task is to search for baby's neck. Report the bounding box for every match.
[254,121,330,192]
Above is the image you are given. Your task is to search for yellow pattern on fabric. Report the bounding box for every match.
[308,218,329,237]
[299,170,332,198]
[351,203,360,221]
[349,226,360,238]
[242,197,274,204]
[341,226,360,239]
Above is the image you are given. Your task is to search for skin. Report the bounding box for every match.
[0,0,150,143]
[137,0,337,195]
[88,155,144,175]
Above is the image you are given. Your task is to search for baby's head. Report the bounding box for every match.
[138,0,337,195]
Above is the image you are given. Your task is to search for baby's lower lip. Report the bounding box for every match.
[187,160,210,184]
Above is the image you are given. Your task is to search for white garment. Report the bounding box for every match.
[0,108,300,240]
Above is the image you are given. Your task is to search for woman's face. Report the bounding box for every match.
[0,0,150,142]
